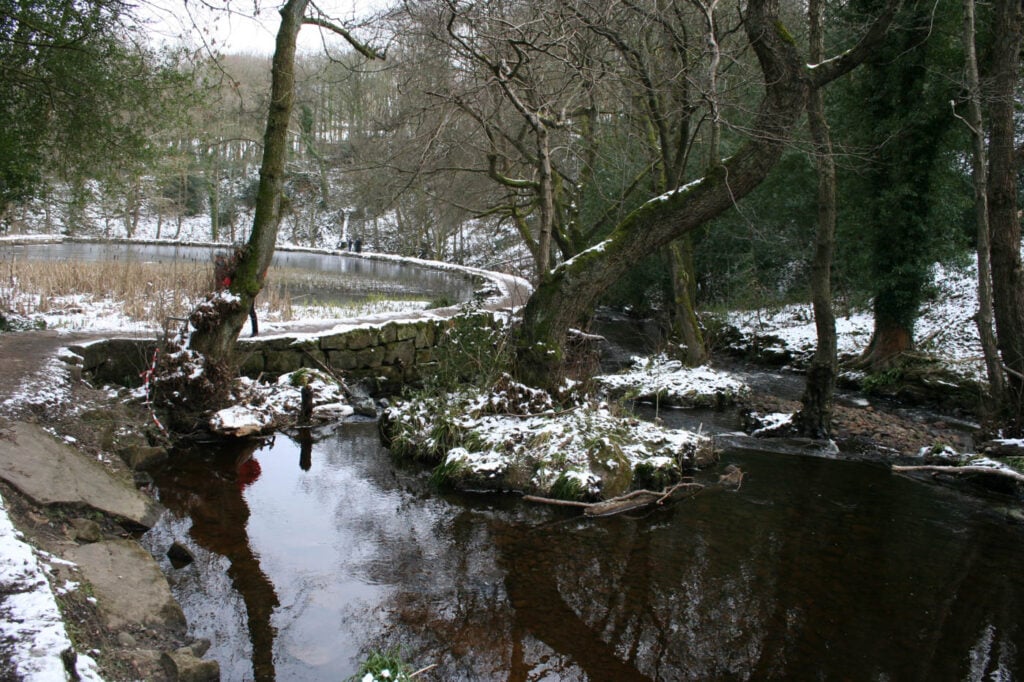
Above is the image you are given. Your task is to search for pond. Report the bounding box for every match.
[143,421,1024,680]
[0,242,476,307]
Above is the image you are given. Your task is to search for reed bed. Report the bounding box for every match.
[0,257,428,330]
[0,257,294,328]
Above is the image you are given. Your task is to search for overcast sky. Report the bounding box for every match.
[141,0,389,55]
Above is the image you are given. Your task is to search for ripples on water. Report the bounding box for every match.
[144,422,1024,681]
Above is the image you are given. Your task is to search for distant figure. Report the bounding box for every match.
[354,237,362,253]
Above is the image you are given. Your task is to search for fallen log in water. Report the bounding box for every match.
[892,464,1024,485]
[524,480,705,518]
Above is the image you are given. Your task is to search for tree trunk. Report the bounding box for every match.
[988,0,1024,429]
[516,0,809,387]
[188,0,309,363]
[669,238,707,366]
[961,0,1005,407]
[859,313,913,371]
[795,0,837,439]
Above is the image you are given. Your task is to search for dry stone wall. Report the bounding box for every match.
[76,311,502,396]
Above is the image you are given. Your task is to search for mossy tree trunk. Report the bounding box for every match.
[795,0,837,439]
[188,0,309,365]
[515,0,897,388]
[988,0,1024,430]
[669,238,707,366]
[187,1,381,369]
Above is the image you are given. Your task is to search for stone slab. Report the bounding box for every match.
[0,421,163,528]
[64,539,186,632]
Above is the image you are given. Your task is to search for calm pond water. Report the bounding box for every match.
[0,242,475,305]
[144,422,1024,681]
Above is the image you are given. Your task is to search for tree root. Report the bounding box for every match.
[523,480,705,517]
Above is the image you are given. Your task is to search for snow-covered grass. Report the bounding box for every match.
[382,375,711,500]
[206,369,362,437]
[595,354,750,408]
[0,253,435,335]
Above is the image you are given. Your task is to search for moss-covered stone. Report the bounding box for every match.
[384,340,416,366]
[344,328,377,351]
[327,350,359,371]
[264,350,302,374]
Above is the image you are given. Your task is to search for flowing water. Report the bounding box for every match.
[144,422,1024,681]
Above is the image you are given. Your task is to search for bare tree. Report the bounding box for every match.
[794,0,838,438]
[187,0,383,367]
[956,0,1004,412]
[515,0,898,387]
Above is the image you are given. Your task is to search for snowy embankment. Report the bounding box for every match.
[0,492,103,681]
[595,355,749,408]
[725,259,985,382]
[381,375,714,500]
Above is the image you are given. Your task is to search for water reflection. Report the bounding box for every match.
[151,441,280,680]
[145,425,1024,680]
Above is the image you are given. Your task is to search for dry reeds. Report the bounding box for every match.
[0,257,417,328]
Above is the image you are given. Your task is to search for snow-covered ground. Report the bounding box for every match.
[0,491,104,681]
[726,259,984,381]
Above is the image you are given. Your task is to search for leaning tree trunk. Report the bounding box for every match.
[988,0,1024,430]
[795,0,838,439]
[515,0,896,387]
[188,0,309,364]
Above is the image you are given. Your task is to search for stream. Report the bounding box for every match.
[22,242,1020,679]
[143,418,1024,681]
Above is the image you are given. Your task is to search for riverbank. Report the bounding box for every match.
[0,331,219,680]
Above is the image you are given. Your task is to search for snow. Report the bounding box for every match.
[0,230,1011,677]
[0,491,103,681]
[384,377,710,498]
[727,257,986,381]
[595,355,749,407]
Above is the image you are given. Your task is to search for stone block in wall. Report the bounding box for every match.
[396,323,419,342]
[72,338,156,387]
[384,339,416,367]
[380,322,399,345]
[300,348,326,370]
[319,333,348,351]
[265,350,303,374]
[415,322,438,349]
[263,336,302,351]
[355,345,386,368]
[345,328,378,351]
[415,348,436,365]
[327,350,359,371]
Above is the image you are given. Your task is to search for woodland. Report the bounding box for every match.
[3,0,1024,438]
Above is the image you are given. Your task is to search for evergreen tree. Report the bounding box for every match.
[0,0,186,225]
[834,0,969,370]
